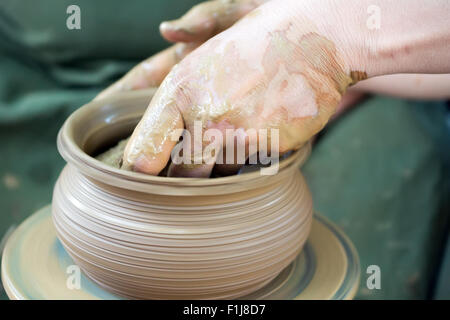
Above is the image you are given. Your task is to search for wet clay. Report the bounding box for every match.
[2,205,360,300]
[123,21,369,175]
[349,70,368,85]
[96,138,130,169]
[121,72,184,174]
[53,91,314,299]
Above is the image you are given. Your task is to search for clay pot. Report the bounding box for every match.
[52,89,313,299]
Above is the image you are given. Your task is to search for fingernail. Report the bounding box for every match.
[161,20,192,35]
[160,20,179,32]
[160,21,172,31]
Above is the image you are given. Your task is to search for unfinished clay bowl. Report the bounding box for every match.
[52,89,314,300]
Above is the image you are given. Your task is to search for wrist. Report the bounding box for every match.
[257,0,449,86]
[290,0,450,76]
[294,0,378,78]
[261,0,373,88]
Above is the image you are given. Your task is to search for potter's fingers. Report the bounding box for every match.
[168,162,216,178]
[167,124,221,178]
[122,90,184,175]
[212,125,257,176]
[213,163,245,176]
[160,0,265,43]
[213,139,249,176]
[94,43,197,101]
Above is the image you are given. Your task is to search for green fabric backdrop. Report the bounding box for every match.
[0,0,448,300]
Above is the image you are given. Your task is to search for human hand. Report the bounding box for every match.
[123,0,450,177]
[122,0,368,177]
[95,0,266,100]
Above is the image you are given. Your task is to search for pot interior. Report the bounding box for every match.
[84,117,137,158]
[68,90,153,158]
[58,89,311,195]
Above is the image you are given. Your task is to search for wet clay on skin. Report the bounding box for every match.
[54,93,314,298]
[121,71,184,174]
[123,15,368,174]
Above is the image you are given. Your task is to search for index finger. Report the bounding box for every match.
[94,43,197,101]
[121,78,184,175]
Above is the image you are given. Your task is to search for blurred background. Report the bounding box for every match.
[0,0,449,299]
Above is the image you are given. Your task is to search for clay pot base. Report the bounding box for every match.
[1,205,359,300]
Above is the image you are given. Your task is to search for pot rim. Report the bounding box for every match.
[57,89,311,195]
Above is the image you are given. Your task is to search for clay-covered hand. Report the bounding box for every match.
[95,0,267,100]
[122,0,368,177]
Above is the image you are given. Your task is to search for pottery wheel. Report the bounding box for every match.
[1,205,359,300]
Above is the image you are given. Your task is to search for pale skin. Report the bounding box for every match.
[95,0,450,177]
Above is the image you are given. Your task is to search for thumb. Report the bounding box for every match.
[160,0,265,43]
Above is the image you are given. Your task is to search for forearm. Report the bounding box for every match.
[363,0,450,75]
[283,0,450,78]
[351,74,450,100]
